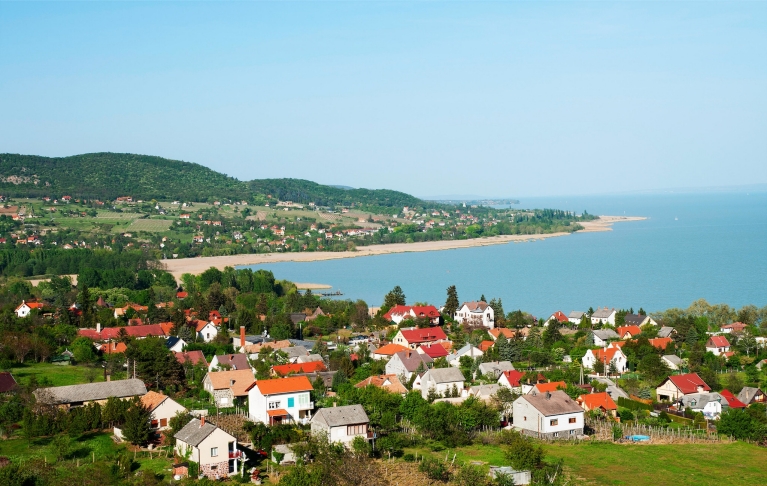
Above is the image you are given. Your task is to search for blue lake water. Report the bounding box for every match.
[242,192,767,317]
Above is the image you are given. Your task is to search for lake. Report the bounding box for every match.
[242,191,767,317]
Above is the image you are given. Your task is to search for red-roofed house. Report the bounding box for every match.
[272,362,327,376]
[656,373,711,402]
[489,328,515,341]
[648,337,673,351]
[77,324,167,341]
[372,343,409,360]
[531,381,567,394]
[393,327,448,349]
[546,311,569,325]
[478,340,495,352]
[247,376,314,425]
[706,336,731,356]
[498,370,524,392]
[417,342,450,359]
[15,300,44,318]
[100,342,127,354]
[176,291,188,299]
[720,322,748,334]
[582,347,628,374]
[175,350,208,368]
[616,325,642,340]
[577,392,618,417]
[384,305,441,325]
[720,389,747,409]
[195,320,218,342]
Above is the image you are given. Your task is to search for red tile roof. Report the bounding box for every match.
[534,381,567,393]
[489,328,515,340]
[500,370,524,387]
[720,389,747,408]
[176,291,188,299]
[648,337,673,350]
[174,350,208,367]
[100,342,127,354]
[667,373,711,395]
[78,324,166,341]
[592,347,623,362]
[399,327,447,344]
[549,311,568,323]
[616,325,642,339]
[384,305,441,321]
[253,376,313,395]
[578,392,617,411]
[418,343,449,358]
[374,343,409,356]
[707,336,730,348]
[272,362,327,376]
[721,322,747,331]
[478,340,495,352]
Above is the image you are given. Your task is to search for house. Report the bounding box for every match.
[736,387,766,405]
[720,390,747,409]
[454,301,495,329]
[209,354,251,373]
[657,326,677,339]
[478,361,515,379]
[706,336,731,356]
[623,314,657,327]
[468,384,502,402]
[615,326,642,340]
[498,370,525,393]
[385,350,433,381]
[392,327,448,349]
[592,377,629,401]
[311,404,370,445]
[648,337,673,351]
[283,346,310,363]
[679,392,727,419]
[175,350,209,369]
[590,308,616,326]
[34,379,147,408]
[656,373,711,402]
[447,344,483,367]
[165,336,186,353]
[113,303,149,318]
[489,328,516,341]
[662,355,683,370]
[203,370,255,408]
[530,381,567,395]
[416,368,465,400]
[15,300,44,318]
[297,354,324,364]
[568,311,585,325]
[720,322,748,334]
[141,391,187,430]
[383,305,441,325]
[372,343,409,360]
[582,347,628,374]
[196,321,219,343]
[478,340,495,352]
[416,342,449,359]
[100,342,127,354]
[355,374,408,395]
[272,362,327,376]
[247,376,314,425]
[175,417,240,479]
[512,390,584,439]
[576,392,617,417]
[78,323,167,341]
[0,372,18,394]
[589,329,620,346]
[546,311,569,326]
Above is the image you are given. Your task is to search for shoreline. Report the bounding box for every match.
[161,215,645,279]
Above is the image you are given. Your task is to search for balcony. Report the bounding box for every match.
[298,401,314,410]
[228,450,242,459]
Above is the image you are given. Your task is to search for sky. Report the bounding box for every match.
[1,1,765,198]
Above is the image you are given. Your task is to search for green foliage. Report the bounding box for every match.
[121,399,151,446]
[444,285,459,318]
[500,430,544,470]
[418,456,450,481]
[617,397,652,411]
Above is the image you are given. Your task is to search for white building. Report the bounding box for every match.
[447,344,484,368]
[385,350,433,382]
[310,404,370,445]
[582,348,628,374]
[15,300,43,318]
[590,308,616,326]
[247,376,314,425]
[512,390,584,439]
[589,329,620,347]
[196,321,219,343]
[175,417,240,480]
[568,311,585,325]
[415,368,465,400]
[454,301,495,329]
[140,391,187,430]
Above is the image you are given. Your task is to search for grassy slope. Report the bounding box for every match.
[10,362,106,387]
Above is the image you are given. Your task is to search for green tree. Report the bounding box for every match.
[122,399,151,446]
[444,285,459,318]
[383,286,406,309]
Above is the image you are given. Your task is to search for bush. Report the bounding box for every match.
[618,408,634,422]
[419,456,450,482]
[402,453,415,462]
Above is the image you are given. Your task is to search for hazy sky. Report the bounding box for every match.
[1,2,765,197]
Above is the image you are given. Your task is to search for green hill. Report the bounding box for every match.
[0,152,423,209]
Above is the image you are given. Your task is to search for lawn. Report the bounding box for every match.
[125,218,173,232]
[9,362,106,387]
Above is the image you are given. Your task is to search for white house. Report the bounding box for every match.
[385,350,433,382]
[512,390,584,439]
[568,311,585,325]
[175,417,240,479]
[582,347,628,374]
[415,368,465,400]
[679,392,726,419]
[165,337,187,353]
[478,361,515,380]
[447,344,483,368]
[454,301,495,329]
[15,300,43,318]
[706,336,731,356]
[498,370,525,394]
[590,308,616,326]
[589,329,620,347]
[140,391,187,430]
[310,404,370,445]
[655,373,711,402]
[247,376,314,425]
[196,321,219,343]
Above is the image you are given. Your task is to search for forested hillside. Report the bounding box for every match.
[0,153,425,209]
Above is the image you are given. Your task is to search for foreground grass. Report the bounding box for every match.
[10,362,106,387]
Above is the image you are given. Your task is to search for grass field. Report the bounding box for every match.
[9,362,106,387]
[125,218,173,232]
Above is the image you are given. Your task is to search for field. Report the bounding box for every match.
[125,218,173,232]
[9,362,107,387]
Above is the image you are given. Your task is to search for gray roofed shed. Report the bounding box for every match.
[34,379,147,405]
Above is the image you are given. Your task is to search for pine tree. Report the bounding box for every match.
[383,286,406,308]
[480,294,486,302]
[444,285,459,318]
[122,399,151,446]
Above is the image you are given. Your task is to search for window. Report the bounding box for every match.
[550,419,558,426]
[268,401,281,410]
[288,397,295,408]
[160,418,168,427]
[523,416,527,421]
[211,447,218,457]
[298,393,310,405]
[347,424,367,436]
[553,432,559,437]
[220,397,229,405]
[569,417,577,424]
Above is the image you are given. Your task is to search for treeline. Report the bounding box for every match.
[0,248,158,279]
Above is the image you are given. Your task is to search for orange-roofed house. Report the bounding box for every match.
[141,391,187,430]
[577,392,618,417]
[247,376,314,425]
[202,369,255,408]
[582,347,628,374]
[616,325,642,340]
[393,327,448,349]
[648,337,673,351]
[100,342,127,354]
[383,305,441,325]
[195,320,219,343]
[272,362,327,377]
[478,340,495,352]
[372,343,409,360]
[15,300,44,318]
[355,374,408,395]
[488,328,515,341]
[530,381,567,394]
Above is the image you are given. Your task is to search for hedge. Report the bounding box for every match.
[617,397,653,411]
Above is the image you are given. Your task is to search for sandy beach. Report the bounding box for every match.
[161,215,645,279]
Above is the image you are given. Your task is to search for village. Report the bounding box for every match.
[2,270,766,485]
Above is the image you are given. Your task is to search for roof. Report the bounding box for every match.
[720,389,747,408]
[591,307,616,319]
[423,367,465,384]
[35,379,147,405]
[479,361,515,374]
[418,343,449,358]
[392,350,433,372]
[213,354,251,371]
[0,372,18,393]
[623,314,648,326]
[175,350,208,367]
[460,301,489,312]
[737,387,763,405]
[662,355,683,366]
[592,329,619,341]
[78,324,167,341]
[165,335,182,348]
[284,346,309,359]
[549,311,568,323]
[679,392,725,410]
[312,404,369,428]
[616,326,642,339]
[500,370,524,387]
[657,326,676,338]
[267,409,290,417]
[355,374,408,394]
[140,391,168,412]
[707,336,731,348]
[666,373,711,395]
[272,362,327,376]
[175,417,232,446]
[374,343,409,356]
[593,377,629,400]
[254,376,313,395]
[648,337,672,350]
[533,381,567,393]
[195,320,214,332]
[100,342,127,354]
[297,354,324,364]
[469,384,501,398]
[590,347,624,363]
[478,340,495,352]
[399,327,447,344]
[489,328,515,340]
[244,339,292,354]
[578,392,617,411]
[521,390,583,416]
[721,322,748,331]
[205,370,255,396]
[568,311,585,319]
[384,305,440,321]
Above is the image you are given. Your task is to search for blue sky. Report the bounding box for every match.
[1,1,765,197]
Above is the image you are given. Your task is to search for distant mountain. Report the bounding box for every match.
[0,152,425,209]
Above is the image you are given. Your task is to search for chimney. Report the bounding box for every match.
[106,374,111,382]
[333,401,337,407]
[96,322,101,333]
[240,326,246,349]
[200,416,205,427]
[230,379,235,386]
[545,391,551,400]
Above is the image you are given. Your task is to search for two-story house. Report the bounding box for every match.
[706,336,731,356]
[656,373,711,402]
[392,327,449,349]
[512,390,584,439]
[202,370,255,408]
[247,376,314,425]
[175,417,240,479]
[415,368,465,400]
[590,308,616,326]
[310,404,370,445]
[581,347,628,374]
[195,320,219,343]
[385,350,433,382]
[140,391,187,430]
[454,301,495,329]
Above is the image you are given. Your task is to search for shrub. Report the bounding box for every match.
[419,456,450,482]
[403,453,415,462]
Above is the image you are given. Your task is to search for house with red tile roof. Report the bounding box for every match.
[648,337,673,351]
[478,340,495,352]
[354,374,408,395]
[577,392,617,417]
[720,389,747,409]
[546,311,569,325]
[488,328,515,341]
[706,336,731,356]
[78,324,166,341]
[203,369,255,408]
[209,354,251,372]
[195,320,219,343]
[616,325,642,340]
[372,343,409,360]
[0,372,18,394]
[384,305,441,325]
[15,300,44,318]
[582,347,628,374]
[392,327,448,349]
[720,322,748,334]
[247,376,314,425]
[175,350,208,368]
[141,391,187,430]
[656,373,711,402]
[100,342,127,354]
[272,362,327,376]
[416,342,449,359]
[530,381,567,394]
[498,370,525,392]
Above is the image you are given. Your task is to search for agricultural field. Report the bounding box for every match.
[124,218,173,232]
[9,362,108,387]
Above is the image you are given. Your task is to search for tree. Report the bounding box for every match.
[122,399,151,446]
[383,286,406,308]
[444,285,459,318]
